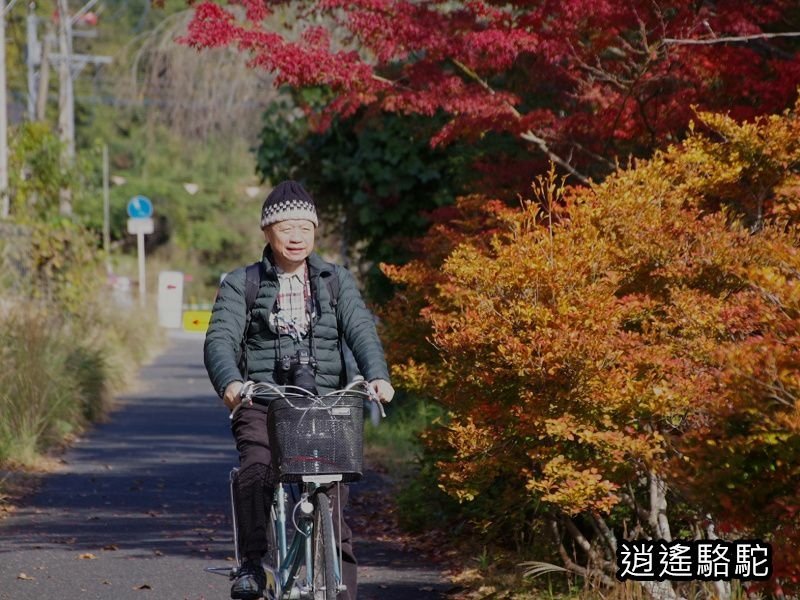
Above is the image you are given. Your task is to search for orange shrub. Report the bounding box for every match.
[380,102,800,591]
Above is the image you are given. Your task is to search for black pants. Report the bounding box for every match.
[231,406,358,600]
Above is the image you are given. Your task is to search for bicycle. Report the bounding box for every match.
[206,377,385,600]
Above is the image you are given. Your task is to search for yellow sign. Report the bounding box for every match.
[183,310,211,332]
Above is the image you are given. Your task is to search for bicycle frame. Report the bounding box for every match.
[209,471,344,600]
[206,377,383,599]
[266,475,344,600]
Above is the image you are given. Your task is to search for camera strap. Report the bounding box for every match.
[240,257,344,382]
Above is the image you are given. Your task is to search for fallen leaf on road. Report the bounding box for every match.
[103,580,111,585]
[56,537,77,545]
[17,572,35,580]
[78,553,97,560]
[153,550,163,556]
[134,584,152,590]
[103,544,119,551]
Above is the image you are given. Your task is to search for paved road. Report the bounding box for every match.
[0,331,449,600]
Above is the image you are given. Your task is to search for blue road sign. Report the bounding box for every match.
[127,195,153,219]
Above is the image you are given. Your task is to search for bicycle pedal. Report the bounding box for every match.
[203,565,239,580]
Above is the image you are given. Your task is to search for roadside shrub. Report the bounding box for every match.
[0,112,163,470]
[0,295,162,467]
[381,102,800,593]
[0,305,83,465]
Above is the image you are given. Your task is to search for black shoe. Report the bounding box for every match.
[231,559,266,600]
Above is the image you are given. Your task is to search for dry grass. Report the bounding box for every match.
[0,295,163,469]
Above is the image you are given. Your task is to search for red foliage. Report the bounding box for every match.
[182,0,800,184]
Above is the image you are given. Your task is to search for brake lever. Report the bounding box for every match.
[229,382,254,420]
[366,383,387,419]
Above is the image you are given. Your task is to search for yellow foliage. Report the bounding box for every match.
[382,97,800,561]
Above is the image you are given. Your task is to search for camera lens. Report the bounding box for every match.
[292,363,318,394]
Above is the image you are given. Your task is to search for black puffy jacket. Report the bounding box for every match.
[204,246,390,396]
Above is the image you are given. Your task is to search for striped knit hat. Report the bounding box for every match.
[260,180,318,228]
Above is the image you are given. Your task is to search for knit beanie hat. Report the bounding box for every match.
[260,180,318,228]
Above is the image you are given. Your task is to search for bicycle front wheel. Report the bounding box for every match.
[312,491,338,600]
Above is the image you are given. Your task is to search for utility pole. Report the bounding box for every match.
[28,3,109,125]
[1,0,21,220]
[35,22,49,120]
[56,0,73,215]
[27,0,111,125]
[25,2,36,119]
[102,142,110,271]
[56,0,73,158]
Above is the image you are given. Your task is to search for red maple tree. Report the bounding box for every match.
[183,0,800,187]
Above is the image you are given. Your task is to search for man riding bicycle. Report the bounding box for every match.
[204,180,395,600]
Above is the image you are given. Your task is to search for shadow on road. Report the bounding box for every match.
[0,337,237,562]
[0,333,452,600]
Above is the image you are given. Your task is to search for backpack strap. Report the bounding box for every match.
[244,262,263,314]
[326,265,340,309]
[238,261,265,379]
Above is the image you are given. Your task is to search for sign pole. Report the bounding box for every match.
[127,195,154,308]
[137,230,145,307]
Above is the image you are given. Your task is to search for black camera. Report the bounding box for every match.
[277,349,318,393]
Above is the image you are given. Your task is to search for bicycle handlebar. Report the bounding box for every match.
[230,376,386,420]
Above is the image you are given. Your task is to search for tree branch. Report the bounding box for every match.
[560,516,618,578]
[520,131,591,184]
[569,141,617,171]
[705,517,732,600]
[548,518,616,586]
[451,59,591,184]
[620,490,651,524]
[591,512,618,556]
[663,32,800,45]
[648,470,672,541]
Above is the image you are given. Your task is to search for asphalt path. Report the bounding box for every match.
[0,331,450,600]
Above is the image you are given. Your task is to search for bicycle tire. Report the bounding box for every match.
[312,491,338,600]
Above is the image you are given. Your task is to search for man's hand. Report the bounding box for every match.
[369,379,395,404]
[223,381,244,411]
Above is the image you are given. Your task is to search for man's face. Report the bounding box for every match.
[264,219,315,267]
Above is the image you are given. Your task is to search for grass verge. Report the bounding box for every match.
[363,391,444,478]
[0,295,163,471]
